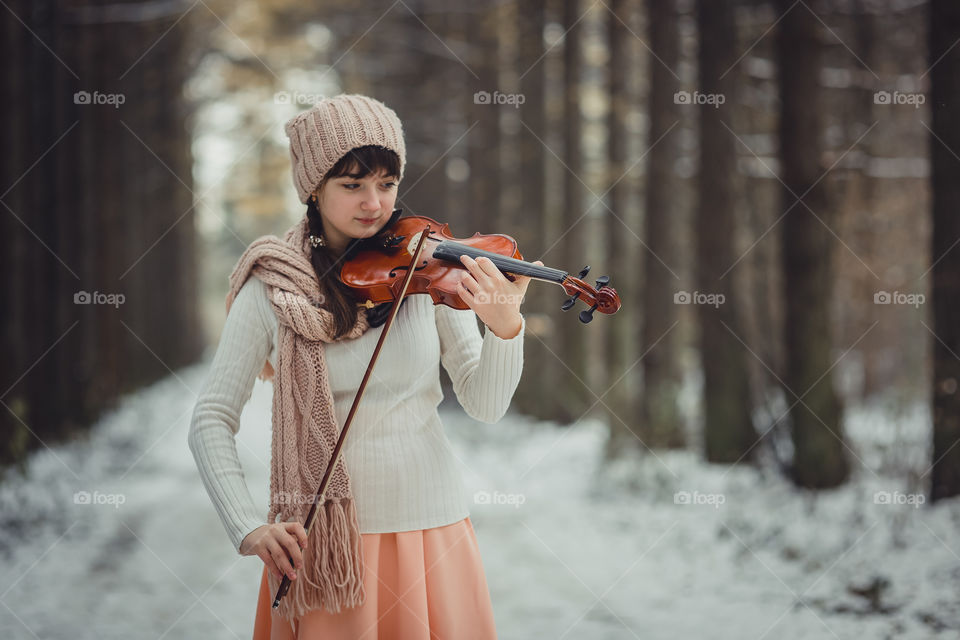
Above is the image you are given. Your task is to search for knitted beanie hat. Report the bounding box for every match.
[283,94,407,203]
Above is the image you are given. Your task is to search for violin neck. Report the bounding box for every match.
[433,240,567,284]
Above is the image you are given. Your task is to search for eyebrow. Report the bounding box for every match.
[339,173,397,180]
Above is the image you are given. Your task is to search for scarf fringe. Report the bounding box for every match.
[268,497,366,621]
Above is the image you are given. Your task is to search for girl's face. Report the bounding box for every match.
[314,170,399,252]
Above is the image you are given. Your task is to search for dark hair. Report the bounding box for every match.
[305,145,405,339]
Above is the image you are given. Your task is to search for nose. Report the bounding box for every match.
[360,185,380,212]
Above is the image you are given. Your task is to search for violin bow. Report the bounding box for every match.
[272,224,432,608]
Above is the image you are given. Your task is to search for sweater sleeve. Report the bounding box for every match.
[187,276,275,554]
[435,305,525,423]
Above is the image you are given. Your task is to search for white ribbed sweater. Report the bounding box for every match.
[188,276,525,553]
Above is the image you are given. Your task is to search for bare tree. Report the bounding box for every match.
[0,0,200,467]
[641,0,684,448]
[776,0,849,488]
[929,0,960,501]
[696,0,756,462]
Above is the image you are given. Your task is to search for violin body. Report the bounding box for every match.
[340,213,620,323]
[341,215,521,310]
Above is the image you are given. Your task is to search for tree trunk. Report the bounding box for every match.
[697,0,757,462]
[549,0,591,423]
[0,0,201,468]
[641,0,684,447]
[776,0,849,488]
[512,0,553,417]
[604,0,643,454]
[929,0,960,502]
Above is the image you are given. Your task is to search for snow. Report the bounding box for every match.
[0,361,957,639]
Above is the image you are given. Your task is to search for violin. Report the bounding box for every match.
[339,212,621,323]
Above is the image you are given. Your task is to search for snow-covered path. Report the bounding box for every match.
[0,361,957,639]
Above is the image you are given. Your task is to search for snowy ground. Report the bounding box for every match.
[0,361,957,639]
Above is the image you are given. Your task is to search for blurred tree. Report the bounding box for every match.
[0,0,201,469]
[603,0,643,454]
[929,0,960,502]
[775,0,849,488]
[512,0,553,417]
[551,0,591,423]
[468,2,502,231]
[640,0,684,448]
[696,0,756,462]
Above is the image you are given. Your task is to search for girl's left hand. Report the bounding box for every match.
[457,255,543,339]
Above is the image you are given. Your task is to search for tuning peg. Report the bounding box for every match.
[579,303,598,324]
[561,292,580,311]
[577,265,590,279]
[595,275,610,288]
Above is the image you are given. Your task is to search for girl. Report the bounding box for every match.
[188,94,540,639]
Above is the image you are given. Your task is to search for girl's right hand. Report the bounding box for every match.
[239,522,308,582]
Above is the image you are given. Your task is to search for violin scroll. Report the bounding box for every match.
[559,266,620,324]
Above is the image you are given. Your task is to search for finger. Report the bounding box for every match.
[257,551,279,580]
[457,281,475,305]
[475,256,506,280]
[460,272,479,293]
[280,532,304,570]
[261,549,284,581]
[286,522,308,549]
[269,541,297,580]
[461,255,494,285]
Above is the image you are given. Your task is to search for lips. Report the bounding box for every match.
[357,217,379,224]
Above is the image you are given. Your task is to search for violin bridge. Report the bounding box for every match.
[406,231,430,257]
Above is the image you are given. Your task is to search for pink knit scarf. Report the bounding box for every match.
[225,215,371,621]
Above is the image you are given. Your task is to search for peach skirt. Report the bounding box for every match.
[252,517,497,640]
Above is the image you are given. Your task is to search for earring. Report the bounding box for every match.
[307,195,326,247]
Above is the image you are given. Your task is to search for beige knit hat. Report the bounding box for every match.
[283,94,407,203]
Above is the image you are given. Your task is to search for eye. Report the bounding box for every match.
[342,183,360,190]
[381,182,397,189]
